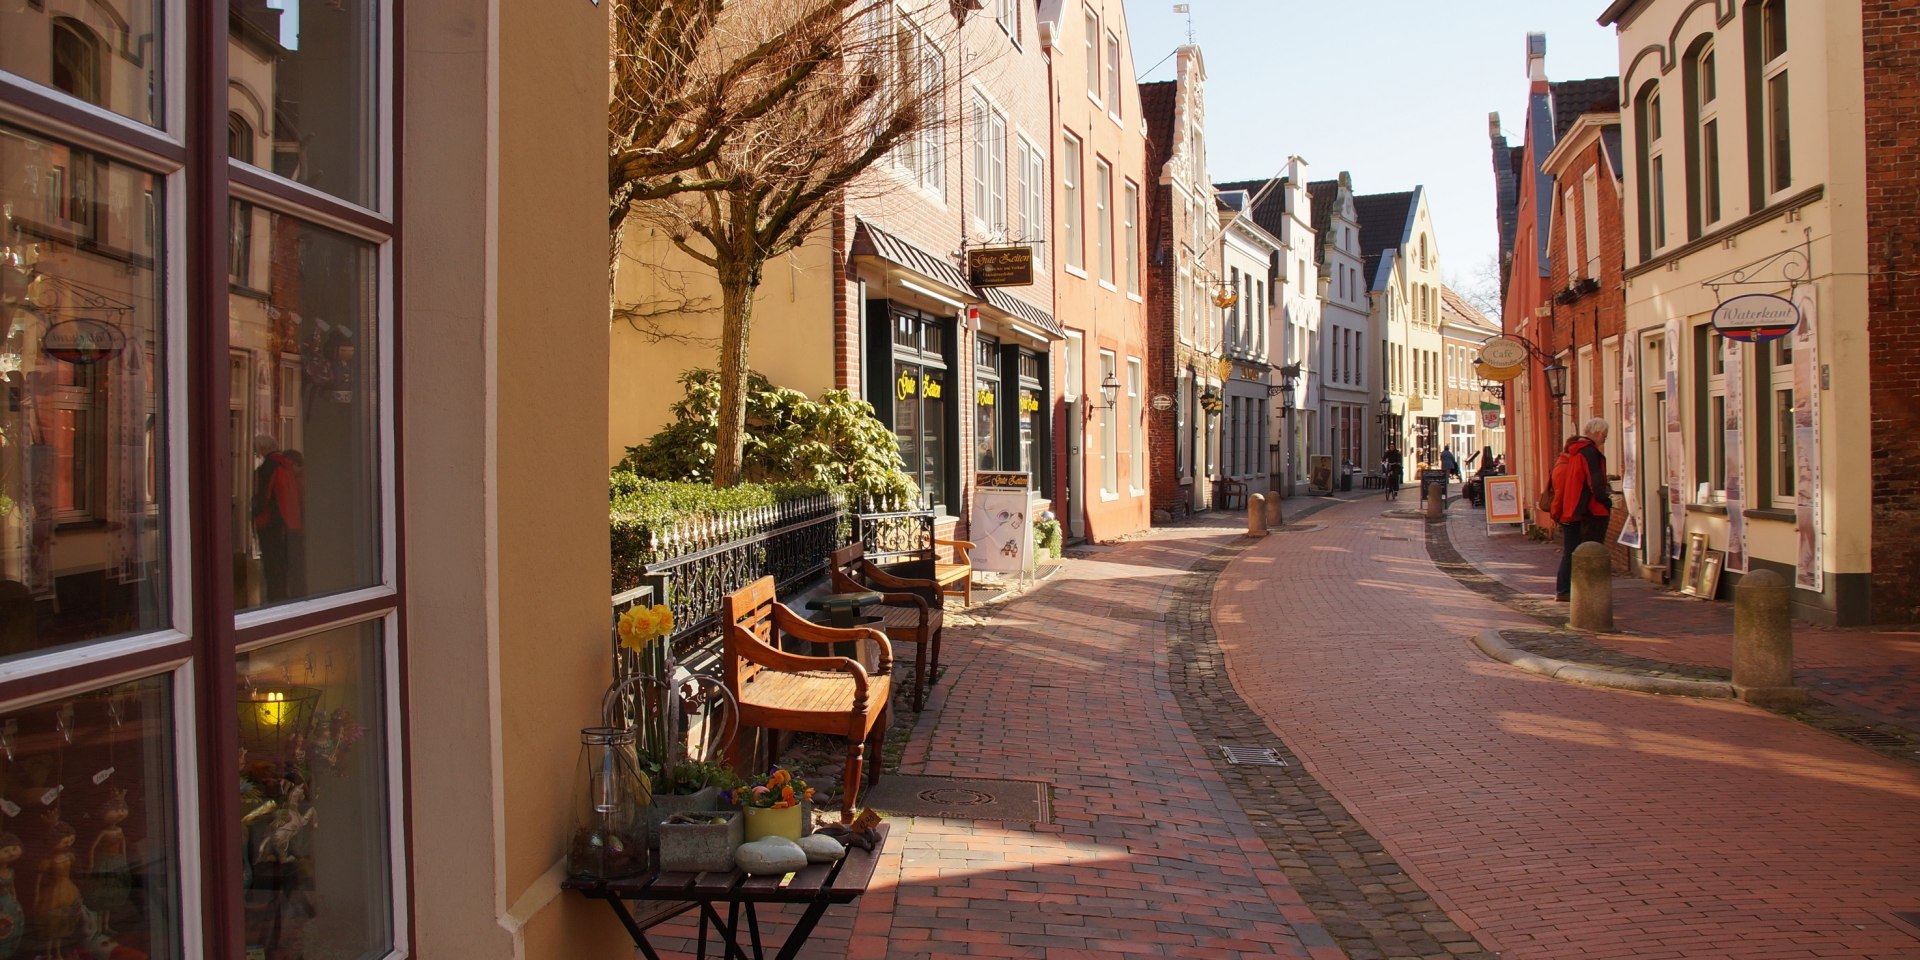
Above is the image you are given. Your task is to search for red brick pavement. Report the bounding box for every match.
[1444,503,1920,730]
[1217,495,1920,959]
[645,520,1340,959]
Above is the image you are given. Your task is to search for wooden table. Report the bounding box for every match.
[564,824,889,960]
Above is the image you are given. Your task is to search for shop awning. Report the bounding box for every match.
[977,285,1062,341]
[851,218,1061,341]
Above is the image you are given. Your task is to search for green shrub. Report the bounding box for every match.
[1033,518,1063,558]
[621,368,916,504]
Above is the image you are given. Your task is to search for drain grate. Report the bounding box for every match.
[1220,745,1289,767]
[1834,726,1912,749]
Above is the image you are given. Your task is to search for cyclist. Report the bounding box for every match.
[1381,445,1404,501]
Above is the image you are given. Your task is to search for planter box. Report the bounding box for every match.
[646,785,723,848]
[658,811,742,874]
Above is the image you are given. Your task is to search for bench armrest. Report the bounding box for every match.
[934,538,975,564]
[729,617,893,697]
[857,561,939,595]
[774,604,894,671]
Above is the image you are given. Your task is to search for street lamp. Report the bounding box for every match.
[1541,360,1569,403]
[1099,371,1121,409]
[1374,395,1393,424]
[1266,362,1300,411]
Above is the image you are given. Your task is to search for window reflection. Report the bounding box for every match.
[0,127,168,661]
[229,211,381,610]
[237,622,392,960]
[229,0,381,207]
[0,4,159,126]
[0,675,182,959]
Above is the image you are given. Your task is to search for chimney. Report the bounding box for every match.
[1526,33,1547,82]
[1489,111,1503,142]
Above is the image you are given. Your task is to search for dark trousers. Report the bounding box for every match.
[1556,516,1610,596]
[259,528,307,602]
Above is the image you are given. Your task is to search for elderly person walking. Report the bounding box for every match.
[1549,418,1611,602]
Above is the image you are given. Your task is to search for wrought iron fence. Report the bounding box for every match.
[851,493,936,563]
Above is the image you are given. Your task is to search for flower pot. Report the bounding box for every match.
[658,811,742,874]
[742,804,804,843]
[645,785,723,849]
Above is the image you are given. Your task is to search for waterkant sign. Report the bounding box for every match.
[968,247,1035,287]
[42,318,128,364]
[1711,293,1800,343]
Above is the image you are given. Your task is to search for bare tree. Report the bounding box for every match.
[637,0,956,486]
[1446,253,1505,324]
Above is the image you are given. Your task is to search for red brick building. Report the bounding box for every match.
[1863,0,1920,623]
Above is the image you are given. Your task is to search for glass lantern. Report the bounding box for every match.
[567,726,652,880]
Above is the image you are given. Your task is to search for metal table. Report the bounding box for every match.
[564,823,890,960]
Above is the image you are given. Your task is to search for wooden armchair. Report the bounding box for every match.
[723,577,893,818]
[1216,477,1248,509]
[829,543,944,712]
[930,537,975,606]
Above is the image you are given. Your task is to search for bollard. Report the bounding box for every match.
[1424,482,1444,520]
[1264,490,1284,528]
[1732,569,1807,705]
[1568,541,1613,631]
[1247,494,1268,537]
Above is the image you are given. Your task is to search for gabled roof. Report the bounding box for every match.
[1306,180,1338,266]
[1440,285,1499,334]
[1550,78,1620,142]
[1353,190,1417,289]
[1212,177,1289,242]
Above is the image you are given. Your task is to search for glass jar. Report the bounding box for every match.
[567,726,652,880]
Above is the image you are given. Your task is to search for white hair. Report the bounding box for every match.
[1583,417,1610,439]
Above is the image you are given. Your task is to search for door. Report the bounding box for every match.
[1065,399,1084,539]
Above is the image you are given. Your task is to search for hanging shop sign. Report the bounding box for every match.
[1711,293,1800,343]
[42,317,128,364]
[1477,336,1529,368]
[1477,361,1524,383]
[1149,394,1174,411]
[1480,401,1502,429]
[967,247,1035,288]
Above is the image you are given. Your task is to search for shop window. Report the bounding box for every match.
[233,214,383,611]
[1759,336,1794,508]
[0,674,183,958]
[889,311,951,513]
[237,621,395,960]
[227,0,381,208]
[1694,324,1727,502]
[1016,350,1045,492]
[974,336,999,471]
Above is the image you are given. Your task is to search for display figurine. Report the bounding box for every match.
[83,792,130,930]
[0,832,25,959]
[76,905,145,960]
[254,783,315,866]
[31,813,80,958]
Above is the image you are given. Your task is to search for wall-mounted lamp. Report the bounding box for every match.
[1099,372,1121,409]
[1541,360,1569,402]
[1266,362,1301,411]
[1374,394,1395,425]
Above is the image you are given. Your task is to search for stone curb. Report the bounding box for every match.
[1471,629,1736,699]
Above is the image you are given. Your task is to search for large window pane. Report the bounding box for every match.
[0,3,161,126]
[229,0,381,207]
[231,215,381,611]
[0,127,169,661]
[237,621,392,960]
[0,674,182,959]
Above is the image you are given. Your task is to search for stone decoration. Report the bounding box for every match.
[734,836,807,876]
[796,834,845,864]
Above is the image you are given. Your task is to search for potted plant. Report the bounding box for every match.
[656,811,743,873]
[733,768,813,842]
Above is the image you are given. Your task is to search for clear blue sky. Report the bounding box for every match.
[1124,0,1621,292]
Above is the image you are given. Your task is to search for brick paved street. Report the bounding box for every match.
[1441,500,1920,731]
[1219,495,1920,959]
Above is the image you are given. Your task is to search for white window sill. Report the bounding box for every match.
[1109,112,1124,127]
[1098,279,1117,292]
[1099,489,1120,502]
[1127,291,1144,303]
[1129,486,1146,497]
[1064,264,1089,279]
[1087,92,1104,110]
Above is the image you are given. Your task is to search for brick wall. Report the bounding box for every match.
[1864,0,1920,623]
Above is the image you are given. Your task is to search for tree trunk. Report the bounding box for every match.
[712,268,757,487]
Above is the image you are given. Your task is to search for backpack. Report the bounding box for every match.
[1535,460,1559,514]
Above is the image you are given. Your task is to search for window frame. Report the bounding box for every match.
[1122,179,1140,296]
[0,3,412,956]
[1127,357,1144,492]
[1097,349,1117,496]
[1105,31,1122,122]
[1094,156,1113,286]
[1693,323,1728,503]
[1062,132,1084,274]
[1082,6,1100,106]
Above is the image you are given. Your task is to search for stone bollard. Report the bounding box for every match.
[1569,541,1613,631]
[1247,494,1268,537]
[1732,569,1807,705]
[1264,490,1284,528]
[1424,482,1445,520]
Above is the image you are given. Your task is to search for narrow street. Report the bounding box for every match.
[1218,497,1920,959]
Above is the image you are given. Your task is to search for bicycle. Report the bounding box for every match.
[1382,463,1401,501]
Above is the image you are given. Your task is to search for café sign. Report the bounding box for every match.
[1711,293,1800,343]
[967,247,1035,288]
[1477,336,1528,368]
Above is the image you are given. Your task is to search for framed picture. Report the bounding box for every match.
[1693,550,1726,601]
[1678,531,1710,596]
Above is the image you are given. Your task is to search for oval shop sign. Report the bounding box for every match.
[1711,293,1800,344]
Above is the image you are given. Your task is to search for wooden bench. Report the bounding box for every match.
[722,576,892,818]
[930,537,975,607]
[828,543,944,712]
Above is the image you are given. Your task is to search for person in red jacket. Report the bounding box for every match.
[1550,418,1611,601]
[252,434,306,602]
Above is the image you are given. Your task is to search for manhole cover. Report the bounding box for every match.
[916,787,995,806]
[1219,745,1288,767]
[860,775,1050,822]
[1834,726,1911,749]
